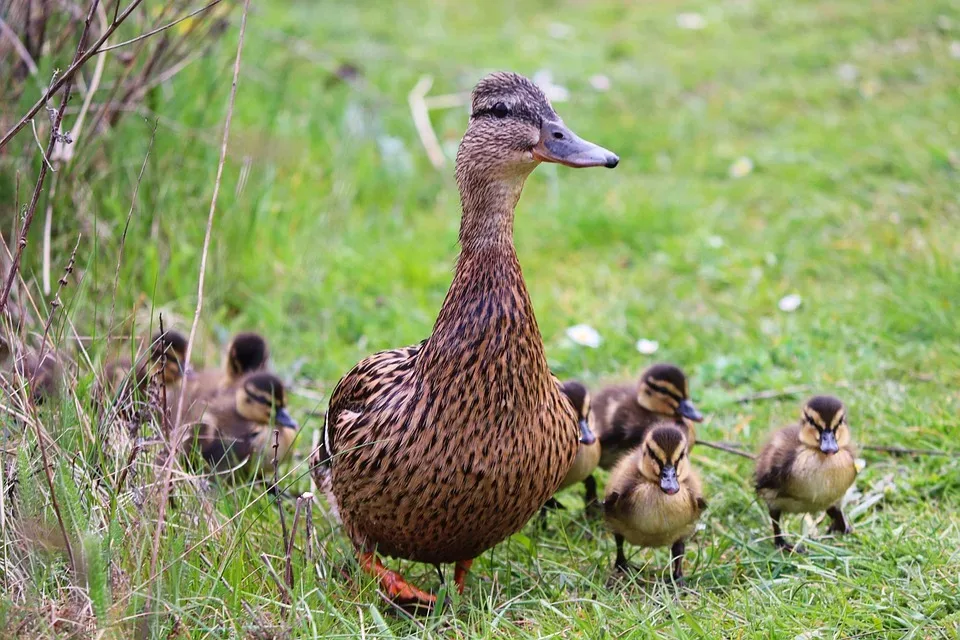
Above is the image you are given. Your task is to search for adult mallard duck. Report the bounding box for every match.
[312,71,618,609]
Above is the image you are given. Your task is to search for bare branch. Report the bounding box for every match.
[97,0,224,53]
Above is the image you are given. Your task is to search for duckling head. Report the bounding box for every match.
[457,72,617,190]
[639,423,691,495]
[559,380,596,445]
[636,363,703,423]
[150,330,188,384]
[226,332,269,380]
[798,395,849,456]
[235,371,298,430]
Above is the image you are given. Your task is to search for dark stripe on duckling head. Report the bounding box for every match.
[803,395,845,430]
[646,423,687,463]
[228,332,269,376]
[242,371,286,407]
[642,363,689,399]
[558,380,588,417]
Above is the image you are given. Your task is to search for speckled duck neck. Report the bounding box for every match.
[417,161,549,396]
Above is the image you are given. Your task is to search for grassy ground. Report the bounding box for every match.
[2,0,960,636]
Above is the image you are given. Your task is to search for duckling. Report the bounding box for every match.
[754,395,857,552]
[311,71,618,609]
[183,371,298,479]
[98,330,188,410]
[603,423,706,584]
[542,380,599,511]
[181,331,270,407]
[584,364,703,505]
[2,346,64,405]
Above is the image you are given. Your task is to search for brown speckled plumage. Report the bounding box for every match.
[312,72,618,585]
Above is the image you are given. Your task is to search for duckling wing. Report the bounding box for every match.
[317,341,424,468]
[754,426,799,494]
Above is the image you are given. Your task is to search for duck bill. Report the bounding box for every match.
[275,408,298,430]
[533,118,619,168]
[819,430,839,455]
[578,417,596,445]
[678,399,704,423]
[659,465,680,495]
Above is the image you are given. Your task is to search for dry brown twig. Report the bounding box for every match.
[146,0,252,618]
[697,440,756,460]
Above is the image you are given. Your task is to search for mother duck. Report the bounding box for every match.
[313,71,618,609]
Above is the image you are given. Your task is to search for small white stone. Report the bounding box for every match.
[589,74,611,92]
[836,63,859,84]
[566,324,601,348]
[676,12,707,30]
[728,156,754,179]
[778,293,802,312]
[707,235,724,248]
[854,458,867,473]
[548,22,574,39]
[635,339,660,355]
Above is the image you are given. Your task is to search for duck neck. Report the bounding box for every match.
[419,169,550,394]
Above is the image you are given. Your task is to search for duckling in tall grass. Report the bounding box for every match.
[100,330,188,397]
[754,395,857,552]
[182,331,270,408]
[0,339,64,405]
[182,371,298,480]
[584,364,703,505]
[542,380,599,512]
[603,423,706,584]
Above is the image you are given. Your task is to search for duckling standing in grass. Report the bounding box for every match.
[603,423,706,584]
[585,364,703,506]
[183,371,298,479]
[100,330,188,399]
[754,395,857,552]
[1,343,64,405]
[542,380,599,512]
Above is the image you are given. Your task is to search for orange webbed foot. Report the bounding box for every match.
[358,553,437,611]
[453,559,473,595]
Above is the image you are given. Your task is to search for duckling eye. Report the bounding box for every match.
[492,102,509,118]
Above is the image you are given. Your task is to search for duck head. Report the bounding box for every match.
[150,330,188,385]
[639,423,691,495]
[235,371,298,430]
[226,331,270,381]
[798,395,849,456]
[559,379,596,445]
[636,363,703,423]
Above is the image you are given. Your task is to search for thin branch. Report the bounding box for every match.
[408,75,446,169]
[0,0,102,313]
[861,444,959,458]
[0,0,145,152]
[260,553,292,605]
[697,440,756,460]
[147,0,251,605]
[97,0,224,53]
[733,385,811,404]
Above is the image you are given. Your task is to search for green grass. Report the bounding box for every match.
[2,0,960,636]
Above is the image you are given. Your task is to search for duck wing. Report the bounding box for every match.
[316,341,425,468]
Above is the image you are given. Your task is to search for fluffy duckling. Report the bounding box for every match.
[98,330,188,410]
[2,347,64,405]
[543,381,599,511]
[182,331,270,406]
[603,423,706,584]
[754,395,857,552]
[584,364,703,504]
[184,371,298,479]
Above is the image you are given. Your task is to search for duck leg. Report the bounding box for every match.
[358,552,436,610]
[583,475,600,516]
[769,509,795,552]
[670,540,686,587]
[826,506,852,535]
[614,534,634,572]
[453,559,473,595]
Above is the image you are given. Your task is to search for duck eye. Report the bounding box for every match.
[492,102,509,118]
